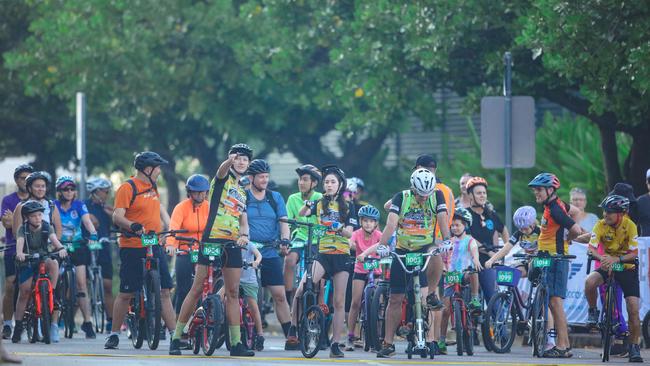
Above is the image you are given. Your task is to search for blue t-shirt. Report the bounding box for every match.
[246,190,287,258]
[55,200,89,243]
[84,199,112,239]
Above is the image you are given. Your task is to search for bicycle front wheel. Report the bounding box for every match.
[128,294,145,349]
[38,281,52,344]
[369,284,389,351]
[485,291,517,353]
[361,286,375,351]
[300,305,325,358]
[601,284,615,362]
[62,268,76,339]
[453,301,464,356]
[145,271,162,350]
[202,295,225,356]
[91,270,105,333]
[531,286,548,358]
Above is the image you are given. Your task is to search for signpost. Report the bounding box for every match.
[76,92,87,200]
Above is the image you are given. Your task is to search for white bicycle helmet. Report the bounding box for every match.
[410,168,436,196]
[513,206,537,229]
[345,178,358,193]
[86,177,112,192]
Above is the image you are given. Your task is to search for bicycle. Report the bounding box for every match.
[250,240,283,330]
[446,268,481,356]
[513,252,575,358]
[586,253,637,362]
[281,218,327,358]
[124,229,187,350]
[483,264,536,353]
[360,257,391,352]
[387,247,443,359]
[56,243,77,339]
[176,236,227,356]
[17,249,63,344]
[225,260,258,352]
[87,237,110,333]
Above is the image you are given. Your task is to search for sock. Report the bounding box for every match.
[110,331,120,336]
[281,322,291,338]
[173,321,187,340]
[4,320,11,326]
[229,325,241,346]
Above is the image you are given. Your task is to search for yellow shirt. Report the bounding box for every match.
[589,216,638,270]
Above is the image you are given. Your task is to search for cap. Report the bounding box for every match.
[414,154,437,169]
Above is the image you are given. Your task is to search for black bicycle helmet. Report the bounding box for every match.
[21,200,45,218]
[247,159,270,176]
[228,143,253,160]
[321,164,346,192]
[295,164,322,183]
[25,171,50,188]
[14,164,34,179]
[134,151,168,171]
[599,195,629,213]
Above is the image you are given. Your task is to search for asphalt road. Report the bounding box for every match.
[6,331,649,366]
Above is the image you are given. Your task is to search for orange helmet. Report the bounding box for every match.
[465,177,488,193]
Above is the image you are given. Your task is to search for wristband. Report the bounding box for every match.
[241,234,249,237]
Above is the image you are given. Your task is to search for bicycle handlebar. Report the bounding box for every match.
[279,218,314,228]
[513,253,576,260]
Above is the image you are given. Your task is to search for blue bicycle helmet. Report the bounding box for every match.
[185,174,210,192]
[358,205,380,221]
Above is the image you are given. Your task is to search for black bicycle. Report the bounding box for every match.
[88,237,111,333]
[56,244,77,339]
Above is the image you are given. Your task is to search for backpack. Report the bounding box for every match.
[23,221,51,255]
[246,189,280,217]
[126,179,156,207]
[399,190,438,218]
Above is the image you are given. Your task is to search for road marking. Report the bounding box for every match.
[14,352,597,365]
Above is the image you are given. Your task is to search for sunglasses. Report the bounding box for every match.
[61,187,76,192]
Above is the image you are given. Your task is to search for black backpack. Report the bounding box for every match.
[126,179,156,206]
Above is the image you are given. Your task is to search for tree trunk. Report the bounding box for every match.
[625,127,650,196]
[597,124,623,191]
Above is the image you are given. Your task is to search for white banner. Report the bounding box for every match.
[505,237,650,325]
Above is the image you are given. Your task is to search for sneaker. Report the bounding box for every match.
[437,340,447,355]
[254,334,265,352]
[587,308,599,327]
[285,335,300,350]
[81,321,96,339]
[169,338,182,355]
[428,341,439,358]
[628,344,643,363]
[469,297,482,311]
[50,323,60,343]
[330,342,344,358]
[104,334,119,349]
[11,322,23,344]
[2,325,11,340]
[353,338,364,348]
[230,342,255,357]
[543,346,572,358]
[345,337,355,351]
[377,343,396,358]
[426,293,443,310]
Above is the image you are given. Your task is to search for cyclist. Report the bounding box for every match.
[284,165,322,304]
[105,151,176,349]
[584,195,643,362]
[240,238,263,350]
[528,172,583,358]
[1,164,34,339]
[368,168,450,358]
[485,206,540,277]
[54,176,99,339]
[244,159,292,348]
[13,171,62,241]
[85,177,115,332]
[12,200,68,343]
[165,174,209,316]
[464,177,508,306]
[455,173,473,209]
[285,164,357,358]
[170,143,253,357]
[347,204,382,351]
[349,177,368,207]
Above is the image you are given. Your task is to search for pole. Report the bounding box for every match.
[504,52,513,232]
[76,92,87,200]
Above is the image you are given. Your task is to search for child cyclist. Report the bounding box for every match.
[485,206,540,277]
[346,205,382,351]
[240,241,264,350]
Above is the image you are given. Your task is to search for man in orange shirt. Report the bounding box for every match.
[105,151,176,349]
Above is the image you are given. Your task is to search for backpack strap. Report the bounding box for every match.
[246,190,280,217]
[127,179,154,207]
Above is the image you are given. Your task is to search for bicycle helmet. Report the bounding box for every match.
[295,164,322,183]
[350,177,365,189]
[247,159,271,176]
[410,168,436,196]
[25,171,50,188]
[321,165,347,192]
[86,177,112,192]
[185,174,210,192]
[358,205,380,221]
[134,151,168,171]
[55,175,76,190]
[14,164,34,179]
[513,206,537,229]
[346,178,358,193]
[453,207,473,227]
[465,176,488,193]
[599,195,629,213]
[21,200,45,218]
[228,143,253,160]
[528,173,560,189]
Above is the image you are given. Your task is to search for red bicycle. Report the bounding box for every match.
[447,268,481,356]
[225,260,257,352]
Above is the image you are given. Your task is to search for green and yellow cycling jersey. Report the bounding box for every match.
[311,198,357,255]
[389,190,440,251]
[203,171,247,243]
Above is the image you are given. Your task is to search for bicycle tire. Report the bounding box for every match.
[369,284,389,351]
[193,326,202,355]
[485,291,517,353]
[243,308,256,350]
[601,284,615,362]
[25,297,37,343]
[145,271,162,350]
[128,294,145,349]
[91,269,105,333]
[300,304,325,358]
[642,310,650,349]
[38,281,52,344]
[453,301,464,356]
[361,286,374,352]
[532,286,547,358]
[202,295,225,356]
[63,266,76,339]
